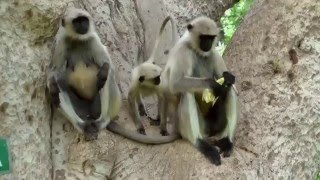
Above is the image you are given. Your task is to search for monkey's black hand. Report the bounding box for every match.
[222,71,235,86]
[97,63,110,90]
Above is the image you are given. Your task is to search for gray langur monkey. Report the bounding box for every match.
[128,15,178,136]
[161,16,239,165]
[47,7,120,140]
[47,8,178,144]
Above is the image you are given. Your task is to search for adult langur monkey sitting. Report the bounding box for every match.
[47,8,179,143]
[161,16,239,165]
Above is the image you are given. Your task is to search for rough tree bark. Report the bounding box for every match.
[0,0,235,179]
[1,0,318,179]
[224,0,320,178]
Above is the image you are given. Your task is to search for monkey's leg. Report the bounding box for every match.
[214,89,238,157]
[205,102,232,157]
[137,95,160,125]
[90,93,101,119]
[149,106,160,126]
[159,96,169,136]
[137,95,147,116]
[147,101,160,126]
[179,93,221,165]
[97,62,110,90]
[128,91,146,135]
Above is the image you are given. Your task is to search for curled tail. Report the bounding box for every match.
[147,15,178,63]
[107,121,180,144]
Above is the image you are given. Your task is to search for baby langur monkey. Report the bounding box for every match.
[128,15,178,136]
[162,16,239,165]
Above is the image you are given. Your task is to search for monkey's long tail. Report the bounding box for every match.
[147,15,178,64]
[107,121,180,144]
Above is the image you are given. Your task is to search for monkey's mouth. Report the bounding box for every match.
[72,16,90,35]
[199,35,215,52]
[74,26,89,35]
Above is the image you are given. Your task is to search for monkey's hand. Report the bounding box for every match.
[97,63,110,90]
[222,71,235,86]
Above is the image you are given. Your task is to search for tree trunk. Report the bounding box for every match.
[0,0,235,179]
[223,0,320,178]
[2,0,318,179]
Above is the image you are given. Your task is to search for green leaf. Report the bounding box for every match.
[219,0,255,55]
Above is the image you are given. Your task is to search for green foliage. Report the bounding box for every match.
[217,0,255,55]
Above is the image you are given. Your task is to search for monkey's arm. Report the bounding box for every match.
[211,51,228,77]
[128,87,146,135]
[168,48,217,94]
[92,36,112,67]
[51,29,67,70]
[211,51,239,95]
[170,76,216,93]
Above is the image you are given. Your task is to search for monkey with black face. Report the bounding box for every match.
[128,15,178,136]
[47,8,115,140]
[161,16,239,165]
[47,8,179,143]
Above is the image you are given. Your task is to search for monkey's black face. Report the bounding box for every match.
[199,35,216,52]
[72,16,90,35]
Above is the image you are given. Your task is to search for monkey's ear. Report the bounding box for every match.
[61,18,65,27]
[139,76,145,82]
[187,24,193,31]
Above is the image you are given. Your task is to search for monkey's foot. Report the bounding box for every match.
[214,137,233,157]
[197,139,221,166]
[83,122,99,141]
[148,115,160,126]
[137,127,146,135]
[160,129,169,136]
[97,63,109,90]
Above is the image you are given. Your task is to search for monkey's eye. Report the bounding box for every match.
[139,76,145,82]
[187,24,193,31]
